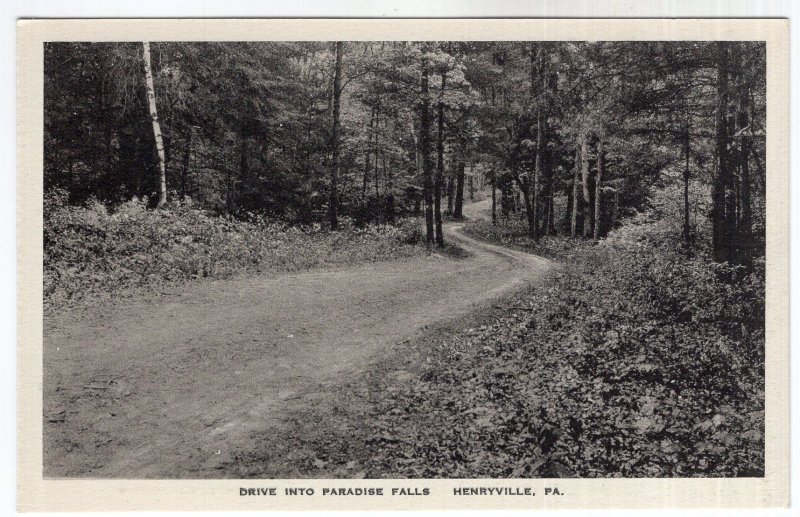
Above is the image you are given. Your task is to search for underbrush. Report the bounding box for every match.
[44,190,426,311]
[461,217,586,260]
[358,211,765,478]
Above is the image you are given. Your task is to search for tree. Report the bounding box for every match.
[526,43,541,241]
[453,146,465,219]
[580,132,591,239]
[593,136,605,240]
[711,42,733,263]
[435,68,446,245]
[420,48,434,243]
[329,41,343,229]
[142,42,168,208]
[571,146,579,238]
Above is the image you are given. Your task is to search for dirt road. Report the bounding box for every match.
[43,199,550,478]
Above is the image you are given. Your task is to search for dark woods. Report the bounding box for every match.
[44,41,766,266]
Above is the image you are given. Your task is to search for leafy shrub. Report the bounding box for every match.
[44,190,426,311]
[396,217,424,244]
[461,217,589,260]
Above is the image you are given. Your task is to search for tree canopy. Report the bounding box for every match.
[44,40,766,265]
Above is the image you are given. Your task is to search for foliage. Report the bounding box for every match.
[461,217,587,261]
[337,209,764,478]
[44,190,426,311]
[44,41,765,249]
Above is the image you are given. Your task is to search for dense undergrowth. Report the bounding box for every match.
[461,217,586,261]
[340,209,765,478]
[44,190,426,312]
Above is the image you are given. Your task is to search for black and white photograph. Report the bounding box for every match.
[13,15,792,513]
[40,36,769,480]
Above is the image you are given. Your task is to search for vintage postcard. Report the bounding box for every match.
[17,18,789,511]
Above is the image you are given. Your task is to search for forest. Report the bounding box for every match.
[45,41,765,255]
[43,41,766,478]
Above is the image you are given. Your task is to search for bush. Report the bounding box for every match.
[461,218,588,260]
[396,217,424,244]
[44,191,426,311]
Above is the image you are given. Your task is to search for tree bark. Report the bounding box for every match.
[738,87,753,267]
[531,106,542,241]
[453,159,465,219]
[362,107,374,203]
[526,43,539,241]
[491,170,497,225]
[580,133,591,238]
[446,175,454,215]
[374,101,381,199]
[142,42,167,208]
[420,51,434,243]
[238,129,248,210]
[593,136,604,240]
[434,71,446,245]
[532,43,550,239]
[468,174,475,201]
[329,41,343,230]
[385,147,395,223]
[181,126,192,200]
[682,114,691,246]
[712,42,733,263]
[571,146,579,238]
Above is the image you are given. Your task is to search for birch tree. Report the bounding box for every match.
[142,42,167,208]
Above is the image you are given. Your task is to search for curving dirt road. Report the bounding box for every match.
[43,199,550,478]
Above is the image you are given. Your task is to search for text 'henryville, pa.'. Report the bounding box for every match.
[239,486,564,497]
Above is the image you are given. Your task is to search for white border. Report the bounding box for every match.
[4,2,799,517]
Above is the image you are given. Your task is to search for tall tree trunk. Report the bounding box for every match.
[545,55,557,236]
[329,41,343,230]
[682,115,692,246]
[420,53,434,243]
[524,159,536,239]
[580,132,591,239]
[67,156,74,195]
[363,107,374,203]
[385,149,395,223]
[468,174,475,201]
[593,136,605,240]
[526,43,539,241]
[434,72,446,245]
[738,87,753,267]
[142,41,167,208]
[446,175,454,215]
[501,177,513,221]
[520,173,532,229]
[564,178,573,233]
[532,106,542,241]
[611,190,619,229]
[453,159,465,219]
[410,121,421,179]
[374,102,381,199]
[571,146,580,238]
[491,170,497,225]
[238,129,248,210]
[712,42,733,263]
[532,43,549,240]
[181,126,192,200]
